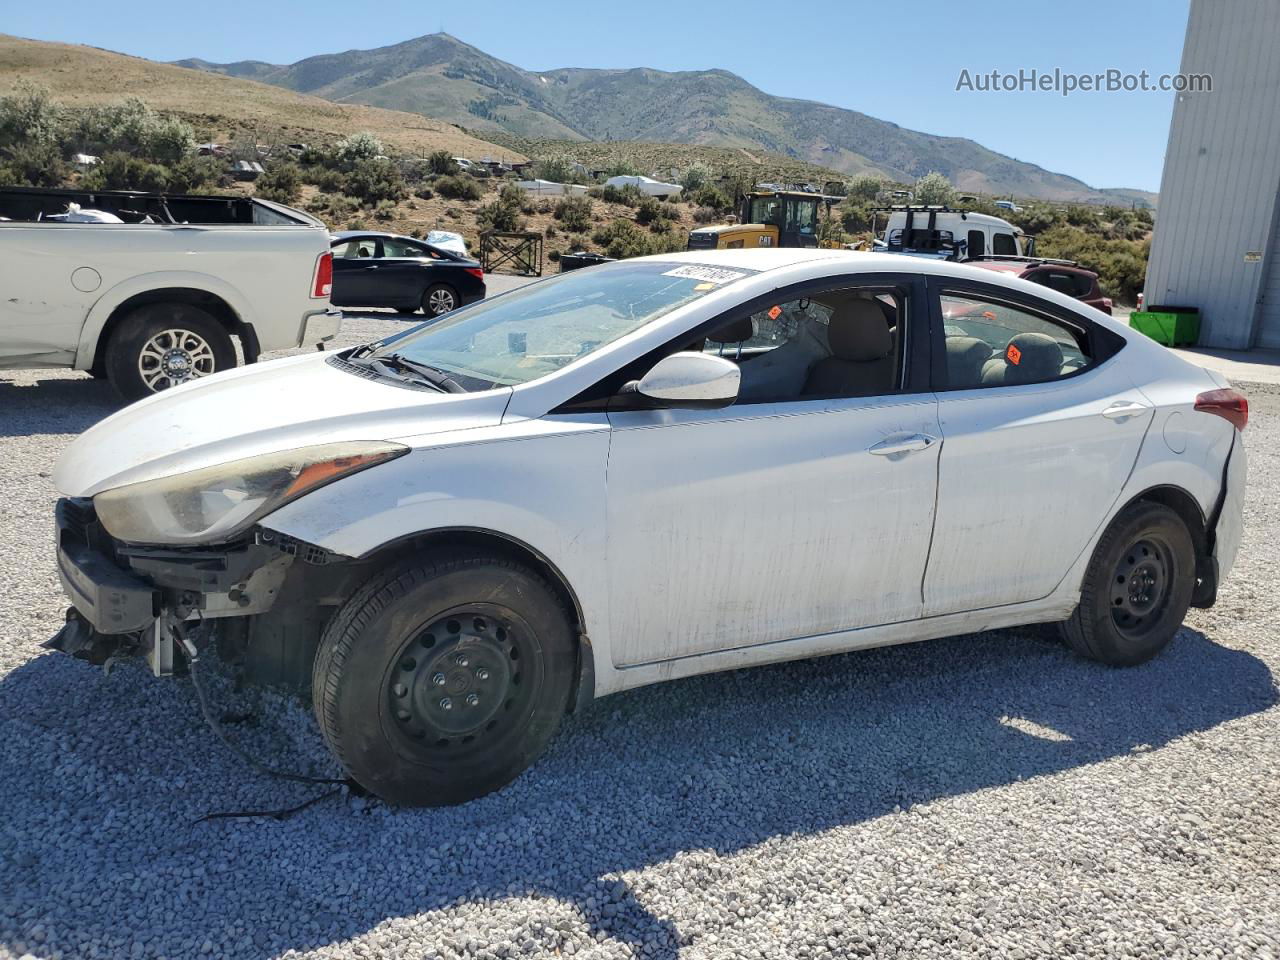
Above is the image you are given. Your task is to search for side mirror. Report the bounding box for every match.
[627,351,740,409]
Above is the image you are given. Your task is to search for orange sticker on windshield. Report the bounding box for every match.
[1006,343,1022,365]
[983,310,998,320]
[767,305,782,320]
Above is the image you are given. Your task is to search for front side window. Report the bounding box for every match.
[367,261,756,390]
[992,232,1017,255]
[940,292,1091,388]
[698,287,905,403]
[784,200,817,236]
[333,238,377,259]
[748,197,781,225]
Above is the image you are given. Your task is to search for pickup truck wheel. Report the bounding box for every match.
[422,284,459,316]
[313,551,576,806]
[1060,502,1195,666]
[105,304,236,401]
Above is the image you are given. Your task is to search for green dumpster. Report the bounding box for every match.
[1129,307,1200,347]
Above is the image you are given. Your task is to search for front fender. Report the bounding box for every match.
[74,270,253,370]
[258,422,613,663]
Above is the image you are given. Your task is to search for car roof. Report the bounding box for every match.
[331,230,415,241]
[629,249,1126,334]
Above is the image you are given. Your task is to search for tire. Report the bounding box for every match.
[422,283,459,316]
[312,551,576,806]
[104,303,236,401]
[1060,502,1196,666]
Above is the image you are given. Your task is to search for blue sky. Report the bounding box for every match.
[5,0,1190,192]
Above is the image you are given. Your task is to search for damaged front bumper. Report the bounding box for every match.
[47,497,310,675]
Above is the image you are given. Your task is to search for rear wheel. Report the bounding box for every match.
[1060,502,1195,666]
[104,304,236,401]
[422,284,459,316]
[312,552,576,806]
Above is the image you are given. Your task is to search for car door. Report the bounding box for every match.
[603,275,941,668]
[924,281,1149,615]
[377,237,437,307]
[329,237,383,306]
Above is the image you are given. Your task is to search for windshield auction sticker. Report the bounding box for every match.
[662,265,748,285]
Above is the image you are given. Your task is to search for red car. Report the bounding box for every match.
[967,257,1113,315]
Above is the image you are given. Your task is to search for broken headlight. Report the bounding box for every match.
[93,441,408,545]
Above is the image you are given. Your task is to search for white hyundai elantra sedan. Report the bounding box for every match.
[49,249,1248,805]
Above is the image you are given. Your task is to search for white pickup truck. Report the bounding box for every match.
[0,187,340,399]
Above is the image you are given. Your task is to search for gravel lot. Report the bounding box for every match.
[1,315,1278,959]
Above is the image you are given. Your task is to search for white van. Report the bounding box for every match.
[876,206,1033,261]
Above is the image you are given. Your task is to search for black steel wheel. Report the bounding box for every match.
[384,606,539,754]
[313,551,576,805]
[1061,502,1195,666]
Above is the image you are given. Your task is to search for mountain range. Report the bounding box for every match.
[177,33,1153,205]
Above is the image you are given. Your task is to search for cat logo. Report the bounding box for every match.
[758,235,773,247]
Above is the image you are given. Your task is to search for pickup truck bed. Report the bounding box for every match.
[0,186,339,400]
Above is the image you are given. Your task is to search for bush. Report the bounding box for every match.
[553,194,593,232]
[0,81,61,148]
[67,98,194,163]
[345,157,406,205]
[846,174,883,202]
[680,161,714,193]
[415,186,434,201]
[592,218,649,258]
[373,198,397,221]
[602,159,640,177]
[532,154,577,183]
[635,195,663,225]
[0,141,68,187]
[648,217,673,234]
[913,171,955,206]
[306,193,359,221]
[692,205,719,224]
[302,166,345,192]
[255,161,302,204]
[427,150,457,175]
[334,132,384,170]
[687,184,731,212]
[81,152,169,191]
[601,183,643,207]
[477,183,526,232]
[840,198,876,234]
[434,174,482,200]
[164,155,222,193]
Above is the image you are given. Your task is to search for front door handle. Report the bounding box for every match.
[868,433,938,458]
[1102,400,1151,421]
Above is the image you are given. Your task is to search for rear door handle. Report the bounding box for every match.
[1102,400,1151,421]
[868,433,938,457]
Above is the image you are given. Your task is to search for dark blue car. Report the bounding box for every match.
[329,231,487,316]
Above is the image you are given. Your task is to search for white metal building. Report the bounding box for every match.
[1144,0,1280,349]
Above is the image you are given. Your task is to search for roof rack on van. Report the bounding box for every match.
[969,254,1079,267]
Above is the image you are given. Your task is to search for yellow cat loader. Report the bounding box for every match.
[687,189,839,251]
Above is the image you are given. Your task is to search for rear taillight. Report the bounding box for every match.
[312,251,333,299]
[465,267,484,280]
[1195,388,1249,430]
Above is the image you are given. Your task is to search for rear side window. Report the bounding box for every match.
[940,292,1092,389]
[967,230,986,258]
[1031,270,1093,298]
[382,238,433,258]
[992,233,1017,255]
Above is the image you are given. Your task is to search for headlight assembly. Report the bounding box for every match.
[93,441,408,545]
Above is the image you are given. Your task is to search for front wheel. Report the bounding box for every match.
[104,304,236,401]
[312,552,576,806]
[422,283,459,316]
[1060,502,1196,666]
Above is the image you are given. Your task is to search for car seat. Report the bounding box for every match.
[944,336,992,388]
[979,332,1064,386]
[801,296,895,397]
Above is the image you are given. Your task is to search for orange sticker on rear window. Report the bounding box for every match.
[767,305,782,320]
[1006,343,1022,365]
[983,310,998,320]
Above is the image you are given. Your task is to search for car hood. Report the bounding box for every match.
[54,351,512,497]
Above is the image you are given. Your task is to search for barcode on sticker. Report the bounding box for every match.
[662,265,747,285]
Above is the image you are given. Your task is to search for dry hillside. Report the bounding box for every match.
[0,34,524,162]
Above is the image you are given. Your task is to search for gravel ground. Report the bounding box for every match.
[1,321,1278,960]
